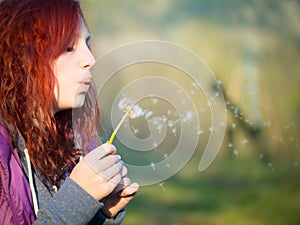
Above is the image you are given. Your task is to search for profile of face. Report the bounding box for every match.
[53,22,96,112]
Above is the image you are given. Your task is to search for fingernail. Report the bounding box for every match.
[111,144,117,151]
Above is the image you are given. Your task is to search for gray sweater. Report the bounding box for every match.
[16,134,126,225]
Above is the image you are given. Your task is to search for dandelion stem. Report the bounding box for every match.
[109,110,130,144]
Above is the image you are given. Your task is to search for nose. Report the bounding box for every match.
[80,48,96,70]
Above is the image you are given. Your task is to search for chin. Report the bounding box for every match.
[73,95,86,108]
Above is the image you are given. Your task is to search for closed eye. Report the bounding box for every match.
[86,36,91,50]
[66,46,74,52]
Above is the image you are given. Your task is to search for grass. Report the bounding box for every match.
[123,151,300,225]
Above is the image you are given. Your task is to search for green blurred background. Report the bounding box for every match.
[81,0,300,224]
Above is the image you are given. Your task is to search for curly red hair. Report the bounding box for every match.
[0,0,100,186]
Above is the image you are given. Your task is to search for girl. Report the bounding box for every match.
[0,0,139,224]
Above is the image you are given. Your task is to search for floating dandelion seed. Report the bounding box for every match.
[162,115,168,123]
[196,127,204,135]
[241,139,249,145]
[267,162,274,171]
[158,183,166,191]
[259,153,264,159]
[220,122,226,126]
[208,126,216,133]
[228,143,233,148]
[192,82,201,89]
[151,97,158,105]
[131,126,139,135]
[167,120,177,127]
[109,98,144,144]
[182,110,195,122]
[233,150,239,157]
[166,109,172,116]
[150,162,156,170]
[172,127,177,137]
[263,120,271,127]
[144,110,153,119]
[285,121,296,129]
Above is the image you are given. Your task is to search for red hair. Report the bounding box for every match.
[0,0,100,186]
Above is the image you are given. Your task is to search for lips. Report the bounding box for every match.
[79,76,92,85]
[78,76,92,93]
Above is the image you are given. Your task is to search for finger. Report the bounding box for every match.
[83,154,121,173]
[84,144,116,163]
[112,176,131,194]
[107,173,122,190]
[120,182,139,197]
[101,160,123,181]
[121,165,128,177]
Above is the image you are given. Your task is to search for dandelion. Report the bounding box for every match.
[109,98,144,144]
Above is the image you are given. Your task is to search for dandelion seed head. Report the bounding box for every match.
[130,104,144,119]
[118,98,134,111]
[118,97,144,119]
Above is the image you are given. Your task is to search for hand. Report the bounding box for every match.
[101,177,139,218]
[69,143,123,200]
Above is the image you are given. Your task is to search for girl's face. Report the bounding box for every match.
[53,22,96,112]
